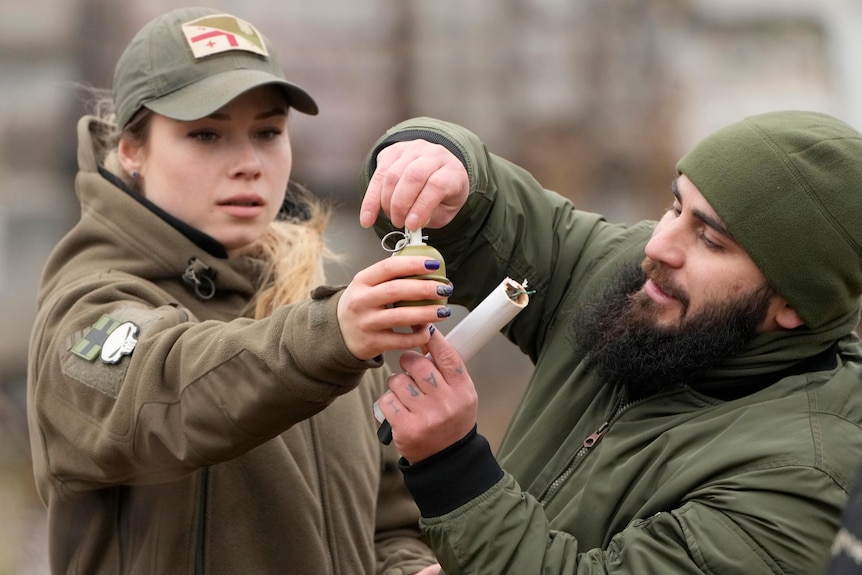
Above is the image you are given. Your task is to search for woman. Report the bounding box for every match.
[27,7,445,574]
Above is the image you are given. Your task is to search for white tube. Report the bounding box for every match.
[442,277,530,363]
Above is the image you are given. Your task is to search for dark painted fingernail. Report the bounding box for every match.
[429,325,436,335]
[424,259,441,270]
[437,307,451,318]
[436,284,453,296]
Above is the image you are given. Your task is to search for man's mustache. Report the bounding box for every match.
[640,257,690,310]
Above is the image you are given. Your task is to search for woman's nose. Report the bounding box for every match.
[229,139,263,179]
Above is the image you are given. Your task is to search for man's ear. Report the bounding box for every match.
[774,300,804,330]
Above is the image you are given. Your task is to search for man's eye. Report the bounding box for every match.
[699,232,723,251]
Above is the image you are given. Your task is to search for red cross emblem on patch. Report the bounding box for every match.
[181,14,269,59]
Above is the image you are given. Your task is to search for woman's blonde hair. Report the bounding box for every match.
[241,187,336,319]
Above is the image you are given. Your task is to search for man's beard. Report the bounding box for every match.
[571,259,775,400]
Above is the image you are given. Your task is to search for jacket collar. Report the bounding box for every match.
[98,166,228,258]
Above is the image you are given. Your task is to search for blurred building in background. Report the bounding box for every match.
[2,0,861,572]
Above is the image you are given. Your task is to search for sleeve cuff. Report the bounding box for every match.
[398,426,504,518]
[367,130,468,179]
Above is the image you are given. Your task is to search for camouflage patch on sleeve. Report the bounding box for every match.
[61,306,175,398]
[70,314,124,361]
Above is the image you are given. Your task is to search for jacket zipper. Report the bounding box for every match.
[195,468,210,575]
[539,394,645,508]
[304,418,335,575]
[118,485,130,573]
[538,421,610,507]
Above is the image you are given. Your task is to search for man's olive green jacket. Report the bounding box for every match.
[362,117,862,574]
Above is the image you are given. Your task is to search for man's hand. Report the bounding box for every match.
[360,140,469,231]
[378,324,478,463]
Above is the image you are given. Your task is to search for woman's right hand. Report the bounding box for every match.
[336,255,453,360]
[360,139,469,231]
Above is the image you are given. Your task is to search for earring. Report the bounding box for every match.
[131,170,140,179]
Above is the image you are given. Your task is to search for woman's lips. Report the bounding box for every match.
[218,196,265,217]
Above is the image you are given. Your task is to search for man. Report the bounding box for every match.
[360,111,862,574]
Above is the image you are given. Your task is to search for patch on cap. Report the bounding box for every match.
[182,14,268,60]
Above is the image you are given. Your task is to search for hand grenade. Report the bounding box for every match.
[387,228,451,306]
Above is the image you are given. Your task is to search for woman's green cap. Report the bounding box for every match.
[677,110,862,329]
[112,7,318,129]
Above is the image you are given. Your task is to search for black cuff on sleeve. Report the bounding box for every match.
[398,426,504,518]
[368,130,468,178]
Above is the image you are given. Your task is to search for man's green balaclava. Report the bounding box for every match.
[677,110,862,329]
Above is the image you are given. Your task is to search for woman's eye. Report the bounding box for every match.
[257,128,283,140]
[189,130,218,143]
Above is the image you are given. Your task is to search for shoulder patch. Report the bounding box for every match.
[62,306,176,398]
[100,321,139,364]
[71,315,135,362]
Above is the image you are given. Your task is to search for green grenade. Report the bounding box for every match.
[391,228,450,307]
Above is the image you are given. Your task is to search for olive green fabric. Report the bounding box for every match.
[677,110,862,329]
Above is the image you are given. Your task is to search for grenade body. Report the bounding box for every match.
[392,242,450,306]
